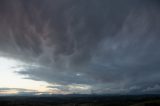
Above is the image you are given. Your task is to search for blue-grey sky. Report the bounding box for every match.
[0,0,160,95]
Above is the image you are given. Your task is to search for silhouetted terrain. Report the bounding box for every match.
[0,94,160,106]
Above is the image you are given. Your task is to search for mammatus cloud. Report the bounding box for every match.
[0,0,160,94]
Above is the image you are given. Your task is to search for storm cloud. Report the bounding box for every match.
[0,0,160,94]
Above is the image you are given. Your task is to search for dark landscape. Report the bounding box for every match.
[0,95,160,106]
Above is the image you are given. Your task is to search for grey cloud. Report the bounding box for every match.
[48,84,91,94]
[0,88,36,92]
[0,0,160,94]
[0,88,38,95]
[0,87,55,95]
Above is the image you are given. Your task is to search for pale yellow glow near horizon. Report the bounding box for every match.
[0,57,52,94]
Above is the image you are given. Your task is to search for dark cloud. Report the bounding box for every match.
[48,84,91,94]
[0,0,160,94]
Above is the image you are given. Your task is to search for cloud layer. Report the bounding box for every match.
[0,0,160,94]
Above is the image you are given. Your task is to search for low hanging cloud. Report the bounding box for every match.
[0,0,160,94]
[0,88,38,95]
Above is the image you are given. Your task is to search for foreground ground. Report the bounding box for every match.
[0,94,160,106]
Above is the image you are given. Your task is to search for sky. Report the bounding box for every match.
[0,0,160,95]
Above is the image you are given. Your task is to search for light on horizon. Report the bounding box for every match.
[0,57,52,94]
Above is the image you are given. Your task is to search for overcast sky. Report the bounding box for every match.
[0,0,160,95]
